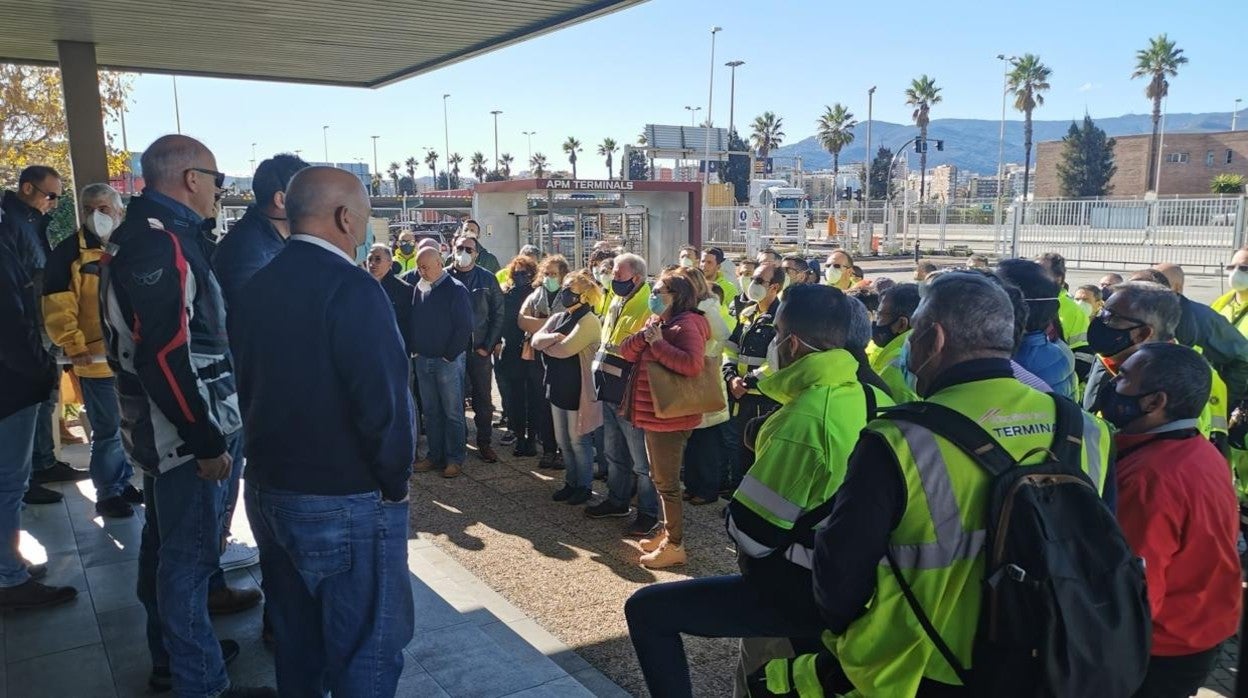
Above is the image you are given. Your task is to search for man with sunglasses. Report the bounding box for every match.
[446,231,505,463]
[100,135,272,697]
[1083,281,1184,423]
[1,165,86,505]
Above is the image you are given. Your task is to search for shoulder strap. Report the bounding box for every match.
[886,548,972,685]
[883,402,1016,477]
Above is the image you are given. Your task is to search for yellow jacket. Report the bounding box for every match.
[43,227,111,378]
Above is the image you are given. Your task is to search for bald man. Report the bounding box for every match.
[231,166,416,695]
[1153,261,1248,411]
[99,134,272,695]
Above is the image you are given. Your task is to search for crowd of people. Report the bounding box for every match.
[1,135,1246,697]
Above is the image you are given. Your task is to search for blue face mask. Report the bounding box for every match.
[354,220,374,266]
[648,291,668,316]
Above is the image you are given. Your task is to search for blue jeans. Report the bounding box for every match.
[0,405,39,588]
[137,453,233,698]
[79,376,132,500]
[602,403,657,518]
[551,406,594,490]
[209,433,245,594]
[415,354,466,466]
[31,390,57,470]
[247,485,413,697]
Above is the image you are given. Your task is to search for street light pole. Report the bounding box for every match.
[322,125,330,163]
[371,135,379,177]
[442,94,451,189]
[703,26,722,187]
[1234,98,1243,131]
[995,54,1017,256]
[725,60,744,135]
[865,86,875,208]
[172,76,182,134]
[490,110,503,172]
[685,105,701,127]
[522,131,536,168]
[250,142,257,173]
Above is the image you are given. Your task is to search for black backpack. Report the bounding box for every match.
[882,394,1151,698]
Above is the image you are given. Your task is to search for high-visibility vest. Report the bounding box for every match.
[723,300,778,398]
[1057,293,1089,349]
[1211,291,1248,497]
[591,283,651,382]
[867,330,918,404]
[834,378,1111,696]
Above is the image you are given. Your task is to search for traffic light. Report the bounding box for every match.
[914,139,925,153]
[854,189,863,202]
[843,186,853,201]
[935,140,945,151]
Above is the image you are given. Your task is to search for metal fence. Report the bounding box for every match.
[705,196,1247,273]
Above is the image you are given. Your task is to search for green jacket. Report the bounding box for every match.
[727,349,894,572]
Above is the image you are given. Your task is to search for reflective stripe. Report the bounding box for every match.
[1074,353,1094,366]
[1212,416,1229,431]
[738,355,766,368]
[592,360,623,377]
[885,421,987,569]
[1082,414,1102,487]
[726,515,777,558]
[1068,331,1088,345]
[724,339,741,353]
[784,543,814,570]
[736,475,803,524]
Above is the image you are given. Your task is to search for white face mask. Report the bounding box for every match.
[679,257,695,268]
[417,279,432,294]
[87,209,116,240]
[1074,299,1095,317]
[746,281,767,303]
[455,251,473,268]
[824,266,843,284]
[766,336,782,374]
[1230,269,1248,292]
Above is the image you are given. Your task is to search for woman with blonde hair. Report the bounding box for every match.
[531,271,604,504]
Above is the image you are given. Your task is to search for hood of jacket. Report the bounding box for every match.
[758,348,860,406]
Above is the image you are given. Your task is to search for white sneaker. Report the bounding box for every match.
[220,538,259,571]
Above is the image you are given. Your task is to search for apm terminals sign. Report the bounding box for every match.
[545,179,636,191]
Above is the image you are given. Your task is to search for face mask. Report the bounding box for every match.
[1101,382,1155,429]
[824,266,843,285]
[1230,269,1248,292]
[558,287,579,308]
[543,277,561,293]
[611,278,636,298]
[88,210,116,240]
[905,327,939,397]
[1074,299,1095,318]
[512,272,533,289]
[766,336,783,374]
[746,281,767,303]
[596,272,612,288]
[353,220,374,266]
[455,251,473,268]
[1086,316,1142,358]
[679,257,695,268]
[648,292,668,315]
[398,242,415,254]
[417,279,433,294]
[872,320,900,349]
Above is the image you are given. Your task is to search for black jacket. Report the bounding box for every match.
[378,273,413,355]
[99,193,242,474]
[1175,294,1248,406]
[212,206,286,311]
[447,264,505,351]
[0,190,51,276]
[0,239,55,420]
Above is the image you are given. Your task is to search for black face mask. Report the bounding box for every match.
[558,287,579,308]
[398,243,415,254]
[1087,316,1143,357]
[872,320,900,349]
[1100,382,1156,429]
[611,278,636,298]
[512,272,533,289]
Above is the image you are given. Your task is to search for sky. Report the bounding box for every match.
[111,0,1246,180]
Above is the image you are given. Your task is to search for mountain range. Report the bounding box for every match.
[770,112,1239,176]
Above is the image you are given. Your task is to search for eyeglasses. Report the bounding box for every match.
[1227,264,1248,272]
[1097,308,1146,327]
[29,182,60,201]
[186,167,226,189]
[828,263,846,269]
[455,245,476,253]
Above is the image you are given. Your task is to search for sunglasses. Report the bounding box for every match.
[29,182,60,201]
[455,245,476,253]
[186,167,226,189]
[1227,264,1248,273]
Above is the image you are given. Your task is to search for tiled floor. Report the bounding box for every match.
[7,441,625,697]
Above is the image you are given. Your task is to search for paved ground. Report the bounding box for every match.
[7,436,623,697]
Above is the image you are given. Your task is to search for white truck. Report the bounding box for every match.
[748,178,807,241]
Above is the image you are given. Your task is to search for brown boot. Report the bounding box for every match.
[638,527,668,554]
[413,458,436,473]
[441,462,462,479]
[208,586,263,616]
[639,542,686,569]
[477,444,499,463]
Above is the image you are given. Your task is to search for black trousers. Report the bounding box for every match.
[731,393,778,486]
[497,356,531,442]
[465,350,494,444]
[1132,646,1222,698]
[526,358,556,454]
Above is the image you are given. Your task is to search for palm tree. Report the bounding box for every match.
[469,151,488,181]
[448,152,463,188]
[904,75,943,200]
[562,137,582,179]
[386,162,400,193]
[750,112,785,159]
[499,153,514,179]
[530,152,548,178]
[815,104,857,188]
[598,138,618,180]
[1132,34,1188,191]
[404,157,418,182]
[424,150,439,188]
[1007,54,1052,203]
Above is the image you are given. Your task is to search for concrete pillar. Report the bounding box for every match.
[56,41,110,193]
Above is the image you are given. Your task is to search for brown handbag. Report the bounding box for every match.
[646,355,727,419]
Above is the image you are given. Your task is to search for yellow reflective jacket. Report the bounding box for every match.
[42,227,111,378]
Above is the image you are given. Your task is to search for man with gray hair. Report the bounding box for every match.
[1083,281,1182,416]
[99,135,270,696]
[811,272,1113,695]
[42,183,141,518]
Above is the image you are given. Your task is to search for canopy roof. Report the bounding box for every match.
[2,0,644,87]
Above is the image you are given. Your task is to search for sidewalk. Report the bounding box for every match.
[7,440,623,697]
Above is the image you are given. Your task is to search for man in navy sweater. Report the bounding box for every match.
[410,245,474,478]
[232,167,416,696]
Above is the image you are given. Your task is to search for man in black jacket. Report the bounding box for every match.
[0,234,78,611]
[99,134,272,697]
[1154,262,1248,408]
[447,232,505,462]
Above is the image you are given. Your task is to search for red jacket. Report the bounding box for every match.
[619,310,709,432]
[1115,424,1242,656]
